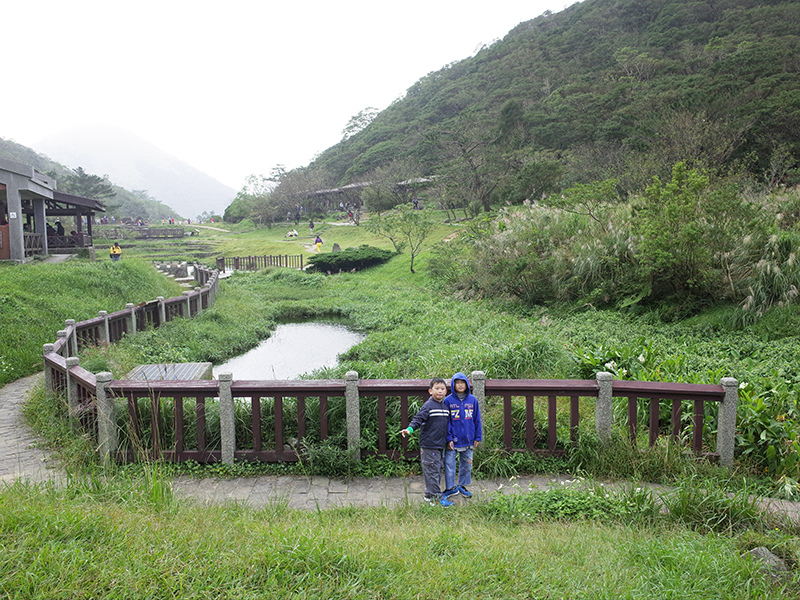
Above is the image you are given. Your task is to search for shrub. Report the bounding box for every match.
[307,245,395,273]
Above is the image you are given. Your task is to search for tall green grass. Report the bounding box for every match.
[0,259,182,385]
[0,479,796,599]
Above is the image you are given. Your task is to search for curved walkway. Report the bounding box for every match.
[0,374,65,485]
[2,375,800,521]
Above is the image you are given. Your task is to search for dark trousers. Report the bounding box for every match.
[420,447,444,497]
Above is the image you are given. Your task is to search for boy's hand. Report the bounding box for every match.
[400,429,409,438]
[448,441,454,450]
[473,441,480,448]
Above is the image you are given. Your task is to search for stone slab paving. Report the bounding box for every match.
[0,373,65,486]
[2,374,800,524]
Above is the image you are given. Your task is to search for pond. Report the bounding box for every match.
[212,321,365,380]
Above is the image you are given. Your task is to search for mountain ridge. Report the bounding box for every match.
[36,125,235,219]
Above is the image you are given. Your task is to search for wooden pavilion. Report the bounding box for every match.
[0,157,106,261]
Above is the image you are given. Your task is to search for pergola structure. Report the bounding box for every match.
[0,157,106,261]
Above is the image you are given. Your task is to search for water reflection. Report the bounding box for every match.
[212,322,365,380]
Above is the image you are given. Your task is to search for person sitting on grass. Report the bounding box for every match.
[442,372,482,501]
[400,378,453,507]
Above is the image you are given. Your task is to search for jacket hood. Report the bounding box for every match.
[450,372,471,395]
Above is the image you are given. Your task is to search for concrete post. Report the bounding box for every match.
[194,287,203,314]
[126,303,137,334]
[43,343,54,393]
[182,291,191,317]
[345,371,361,460]
[95,372,117,465]
[98,311,109,345]
[33,194,48,256]
[596,371,613,443]
[65,319,77,355]
[470,370,486,410]
[218,373,235,465]
[157,297,166,324]
[56,329,68,357]
[66,357,80,421]
[718,378,739,468]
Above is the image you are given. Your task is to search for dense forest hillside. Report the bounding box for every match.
[287,0,799,198]
[0,137,178,222]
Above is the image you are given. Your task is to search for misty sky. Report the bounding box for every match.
[2,0,575,190]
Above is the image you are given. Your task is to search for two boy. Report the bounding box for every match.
[400,372,482,506]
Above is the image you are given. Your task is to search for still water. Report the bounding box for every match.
[212,322,365,380]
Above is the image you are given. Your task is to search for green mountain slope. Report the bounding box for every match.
[305,0,800,190]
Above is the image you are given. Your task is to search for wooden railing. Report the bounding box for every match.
[41,260,739,467]
[215,255,304,272]
[47,233,93,250]
[24,232,45,256]
[43,360,739,468]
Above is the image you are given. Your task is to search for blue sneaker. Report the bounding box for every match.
[442,487,459,499]
[457,485,472,498]
[440,495,453,507]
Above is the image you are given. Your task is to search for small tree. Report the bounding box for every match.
[540,178,620,232]
[364,205,437,273]
[635,162,716,297]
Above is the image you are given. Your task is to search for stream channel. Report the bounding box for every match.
[212,321,366,380]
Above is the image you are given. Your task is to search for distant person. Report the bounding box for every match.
[309,219,314,233]
[110,241,122,262]
[55,220,65,236]
[315,235,323,252]
[400,378,453,507]
[442,372,482,501]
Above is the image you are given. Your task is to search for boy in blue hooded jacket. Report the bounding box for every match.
[443,372,482,499]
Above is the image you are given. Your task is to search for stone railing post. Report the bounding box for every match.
[65,319,77,355]
[470,370,486,408]
[345,370,361,460]
[194,287,203,314]
[126,303,137,334]
[98,310,109,345]
[95,372,117,465]
[56,329,68,357]
[596,371,613,443]
[157,297,166,324]
[65,357,80,422]
[718,377,739,468]
[182,291,192,317]
[218,373,235,465]
[43,343,54,393]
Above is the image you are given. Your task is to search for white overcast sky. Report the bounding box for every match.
[1,0,574,190]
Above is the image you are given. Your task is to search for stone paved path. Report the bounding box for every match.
[2,374,800,522]
[0,373,65,485]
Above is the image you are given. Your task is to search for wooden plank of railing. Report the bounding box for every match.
[609,380,723,453]
[611,380,724,399]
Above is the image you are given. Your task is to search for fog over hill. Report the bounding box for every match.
[37,125,236,219]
